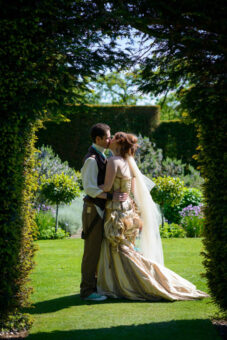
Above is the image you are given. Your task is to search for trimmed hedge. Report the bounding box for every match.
[37,104,160,169]
[152,120,198,166]
[37,107,198,170]
[0,119,39,321]
[197,115,227,310]
[182,85,227,311]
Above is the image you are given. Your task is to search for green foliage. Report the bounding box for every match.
[181,216,204,238]
[0,312,33,335]
[152,176,184,227]
[37,108,198,172]
[183,88,227,310]
[163,205,182,225]
[164,188,203,224]
[181,188,203,208]
[57,196,84,236]
[37,104,160,169]
[161,157,186,177]
[160,222,186,238]
[152,176,184,208]
[35,145,78,183]
[40,173,80,206]
[155,92,185,120]
[152,120,198,167]
[134,135,163,177]
[134,135,203,189]
[179,204,205,238]
[40,173,80,232]
[179,164,204,189]
[87,71,145,105]
[35,211,69,240]
[0,122,39,324]
[35,210,55,233]
[75,171,83,191]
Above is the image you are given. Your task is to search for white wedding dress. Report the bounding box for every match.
[97,162,209,301]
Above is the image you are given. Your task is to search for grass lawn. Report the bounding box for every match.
[25,238,221,340]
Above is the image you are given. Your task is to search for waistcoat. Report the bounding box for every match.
[83,146,107,210]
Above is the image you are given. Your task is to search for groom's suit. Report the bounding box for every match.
[80,144,107,298]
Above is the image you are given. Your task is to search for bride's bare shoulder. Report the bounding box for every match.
[107,156,122,163]
[107,156,124,170]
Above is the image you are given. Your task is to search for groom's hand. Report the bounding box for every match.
[113,192,128,202]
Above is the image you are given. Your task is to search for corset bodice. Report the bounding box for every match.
[111,177,132,194]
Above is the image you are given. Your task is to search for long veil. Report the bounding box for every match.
[127,156,164,265]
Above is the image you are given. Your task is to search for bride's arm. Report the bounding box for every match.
[100,158,118,192]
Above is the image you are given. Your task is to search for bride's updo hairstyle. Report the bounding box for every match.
[114,132,138,158]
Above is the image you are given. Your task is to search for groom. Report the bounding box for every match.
[80,123,127,301]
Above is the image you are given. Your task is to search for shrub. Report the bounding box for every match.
[134,135,163,177]
[35,145,78,182]
[161,157,186,177]
[163,187,203,224]
[181,216,204,238]
[160,222,186,238]
[163,205,182,224]
[0,312,33,335]
[40,173,81,232]
[135,135,203,189]
[152,176,185,207]
[35,211,69,240]
[57,196,84,236]
[34,145,80,207]
[179,164,204,189]
[75,171,83,191]
[151,176,184,227]
[35,210,55,239]
[180,204,204,237]
[180,188,203,207]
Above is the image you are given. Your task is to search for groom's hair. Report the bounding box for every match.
[90,123,110,142]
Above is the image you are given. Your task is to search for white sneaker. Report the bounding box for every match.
[84,292,107,301]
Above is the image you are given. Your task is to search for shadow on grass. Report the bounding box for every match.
[25,294,168,315]
[27,319,221,340]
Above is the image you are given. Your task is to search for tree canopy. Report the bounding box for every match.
[0,1,130,121]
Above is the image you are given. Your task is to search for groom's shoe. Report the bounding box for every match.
[83,292,107,301]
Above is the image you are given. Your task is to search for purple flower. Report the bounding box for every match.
[38,203,52,211]
[180,204,203,218]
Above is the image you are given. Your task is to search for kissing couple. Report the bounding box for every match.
[80,123,209,302]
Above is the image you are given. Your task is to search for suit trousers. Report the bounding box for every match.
[80,201,104,298]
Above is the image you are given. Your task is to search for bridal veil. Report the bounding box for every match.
[127,156,164,265]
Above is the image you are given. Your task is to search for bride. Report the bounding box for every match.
[97,132,209,301]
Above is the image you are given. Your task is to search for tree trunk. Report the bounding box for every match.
[161,206,164,228]
[55,204,59,233]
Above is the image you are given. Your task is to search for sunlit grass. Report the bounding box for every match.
[26,239,221,340]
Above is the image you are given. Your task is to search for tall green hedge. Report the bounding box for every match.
[37,104,160,169]
[152,120,198,166]
[183,85,227,311]
[37,107,198,170]
[0,118,39,320]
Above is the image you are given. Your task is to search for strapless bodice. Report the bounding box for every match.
[105,176,133,216]
[112,177,132,194]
